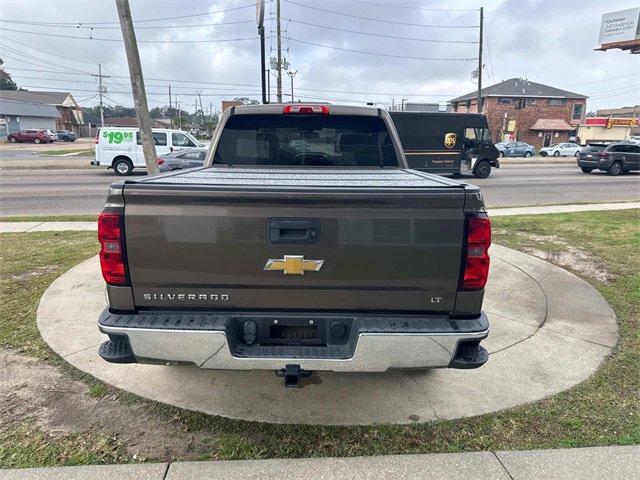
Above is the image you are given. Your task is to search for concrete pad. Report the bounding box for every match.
[496,445,640,480]
[489,201,640,217]
[37,246,617,426]
[165,452,509,480]
[0,463,168,480]
[492,245,618,348]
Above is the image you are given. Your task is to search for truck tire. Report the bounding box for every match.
[553,150,560,157]
[9,137,17,143]
[607,161,622,176]
[473,161,491,179]
[113,157,133,176]
[580,167,593,173]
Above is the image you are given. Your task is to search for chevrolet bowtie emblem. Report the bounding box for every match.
[264,255,324,275]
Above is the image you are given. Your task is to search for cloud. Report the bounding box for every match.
[1,0,638,111]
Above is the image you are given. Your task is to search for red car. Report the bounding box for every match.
[7,129,53,144]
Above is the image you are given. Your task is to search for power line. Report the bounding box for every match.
[282,0,478,28]
[287,18,478,44]
[0,34,98,66]
[347,0,478,12]
[0,18,257,30]
[287,37,477,61]
[0,27,262,43]
[0,2,262,26]
[561,73,640,88]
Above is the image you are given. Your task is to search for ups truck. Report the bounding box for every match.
[390,112,500,178]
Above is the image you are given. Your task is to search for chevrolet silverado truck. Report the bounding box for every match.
[97,104,491,387]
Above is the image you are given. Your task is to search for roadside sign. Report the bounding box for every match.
[598,8,640,45]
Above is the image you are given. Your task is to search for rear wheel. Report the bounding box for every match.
[9,137,16,143]
[499,151,505,157]
[524,151,532,158]
[607,161,622,176]
[553,150,560,157]
[473,160,491,179]
[113,157,133,176]
[580,167,593,173]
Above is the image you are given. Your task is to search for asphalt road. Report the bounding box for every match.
[1,164,639,216]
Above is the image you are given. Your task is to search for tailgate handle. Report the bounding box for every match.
[268,219,320,244]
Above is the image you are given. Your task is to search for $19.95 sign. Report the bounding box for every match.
[103,130,134,144]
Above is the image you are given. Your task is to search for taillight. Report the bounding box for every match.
[461,215,491,290]
[156,158,164,165]
[95,129,100,145]
[98,212,128,286]
[283,104,330,115]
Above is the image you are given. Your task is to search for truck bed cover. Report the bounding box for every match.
[127,166,468,190]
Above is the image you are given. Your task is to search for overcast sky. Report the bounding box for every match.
[0,0,638,113]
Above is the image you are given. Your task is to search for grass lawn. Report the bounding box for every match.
[0,210,638,467]
[39,149,94,156]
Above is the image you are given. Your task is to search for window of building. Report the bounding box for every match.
[499,98,512,104]
[526,98,537,106]
[572,103,584,120]
[549,99,566,106]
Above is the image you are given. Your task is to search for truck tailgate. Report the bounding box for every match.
[122,167,467,313]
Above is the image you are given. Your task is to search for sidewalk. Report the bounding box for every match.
[1,202,638,233]
[1,445,637,479]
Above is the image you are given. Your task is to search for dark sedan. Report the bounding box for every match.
[56,130,77,142]
[157,148,207,172]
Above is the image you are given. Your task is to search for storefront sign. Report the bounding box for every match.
[606,118,638,129]
[599,8,640,45]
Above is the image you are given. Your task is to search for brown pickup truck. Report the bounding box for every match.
[97,104,491,387]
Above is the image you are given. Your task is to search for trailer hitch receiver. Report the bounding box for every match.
[275,364,313,388]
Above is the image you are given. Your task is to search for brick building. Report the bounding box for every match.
[450,78,588,149]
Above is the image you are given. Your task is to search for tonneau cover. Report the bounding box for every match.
[129,166,466,190]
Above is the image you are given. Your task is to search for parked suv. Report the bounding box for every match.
[7,129,52,144]
[577,142,640,175]
[56,130,77,142]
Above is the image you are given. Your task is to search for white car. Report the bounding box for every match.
[91,127,205,175]
[539,143,581,157]
[628,135,640,145]
[45,129,58,142]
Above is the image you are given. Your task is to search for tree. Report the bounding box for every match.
[0,58,18,90]
[234,97,259,105]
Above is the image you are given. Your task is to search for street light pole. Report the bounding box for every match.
[477,7,484,113]
[287,70,297,102]
[276,0,283,103]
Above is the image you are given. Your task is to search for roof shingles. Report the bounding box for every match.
[450,78,587,103]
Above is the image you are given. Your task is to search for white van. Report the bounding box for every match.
[92,127,205,175]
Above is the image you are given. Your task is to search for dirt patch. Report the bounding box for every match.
[525,246,613,283]
[10,265,60,281]
[0,349,213,461]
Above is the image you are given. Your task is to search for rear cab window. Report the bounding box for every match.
[213,114,399,167]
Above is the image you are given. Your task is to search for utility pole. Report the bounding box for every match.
[401,98,407,111]
[91,64,109,127]
[116,0,158,175]
[276,0,282,102]
[477,7,484,113]
[287,70,297,102]
[168,84,172,128]
[198,91,204,125]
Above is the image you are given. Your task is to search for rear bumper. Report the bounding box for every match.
[98,309,490,372]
